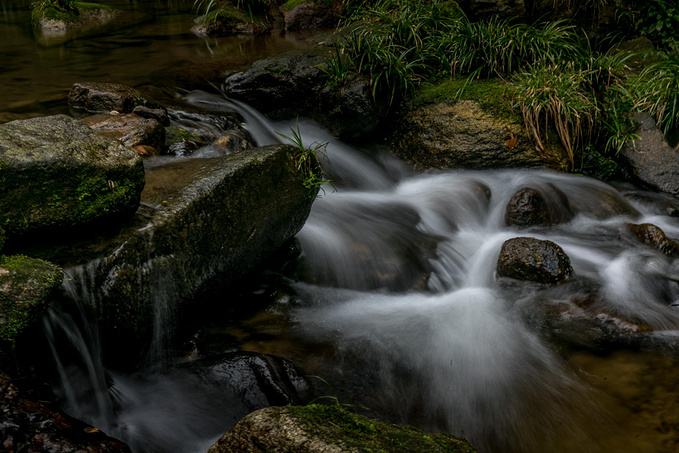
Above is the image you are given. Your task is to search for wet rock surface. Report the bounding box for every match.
[224,49,329,116]
[209,405,477,453]
[505,186,573,227]
[82,113,166,152]
[497,237,573,284]
[0,255,62,347]
[391,101,546,171]
[620,113,679,196]
[625,223,679,258]
[0,114,145,240]
[180,351,312,410]
[68,82,154,114]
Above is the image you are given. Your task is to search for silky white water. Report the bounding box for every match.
[46,91,679,452]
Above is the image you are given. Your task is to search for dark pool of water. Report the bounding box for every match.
[0,0,310,117]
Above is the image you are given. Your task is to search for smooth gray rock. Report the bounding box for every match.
[0,114,145,239]
[620,113,679,196]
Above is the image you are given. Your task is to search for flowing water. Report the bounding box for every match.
[3,3,679,451]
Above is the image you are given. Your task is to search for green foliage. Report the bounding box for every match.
[627,50,679,135]
[276,123,333,197]
[286,404,477,452]
[620,0,679,51]
[193,0,272,20]
[511,64,598,169]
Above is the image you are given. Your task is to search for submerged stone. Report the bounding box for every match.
[497,237,573,284]
[209,405,477,453]
[0,255,62,345]
[0,114,145,240]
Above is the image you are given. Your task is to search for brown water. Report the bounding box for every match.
[0,0,308,118]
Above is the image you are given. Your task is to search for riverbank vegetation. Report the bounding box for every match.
[319,0,678,175]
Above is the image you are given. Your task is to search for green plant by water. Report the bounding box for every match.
[276,123,334,197]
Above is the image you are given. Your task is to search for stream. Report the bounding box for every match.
[3,2,679,452]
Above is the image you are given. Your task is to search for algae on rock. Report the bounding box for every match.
[209,404,477,453]
[0,255,63,345]
[0,115,145,241]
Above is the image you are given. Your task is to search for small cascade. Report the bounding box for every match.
[40,92,679,453]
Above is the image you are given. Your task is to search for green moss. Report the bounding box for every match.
[31,2,111,25]
[282,0,311,11]
[0,255,63,343]
[287,404,476,453]
[165,126,204,146]
[415,77,520,123]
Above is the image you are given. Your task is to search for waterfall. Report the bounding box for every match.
[42,91,679,453]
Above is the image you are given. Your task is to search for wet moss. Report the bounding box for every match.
[165,126,204,146]
[415,77,520,123]
[0,255,63,344]
[32,2,111,24]
[286,404,477,453]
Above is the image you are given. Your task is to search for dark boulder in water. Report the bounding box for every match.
[504,186,573,227]
[68,82,155,114]
[497,237,573,284]
[625,223,679,258]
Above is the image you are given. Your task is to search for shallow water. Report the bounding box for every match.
[0,0,308,115]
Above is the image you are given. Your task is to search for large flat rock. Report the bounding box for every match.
[0,114,145,240]
[56,145,315,360]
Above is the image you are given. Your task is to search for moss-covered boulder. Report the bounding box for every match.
[68,82,154,114]
[392,98,557,172]
[32,2,122,43]
[0,115,145,241]
[191,5,270,38]
[0,255,62,346]
[392,78,568,171]
[209,405,476,453]
[497,237,573,284]
[280,0,340,31]
[54,144,315,362]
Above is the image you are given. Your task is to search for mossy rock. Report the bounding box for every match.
[209,404,477,452]
[192,4,270,37]
[0,114,145,240]
[31,2,122,40]
[0,255,63,345]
